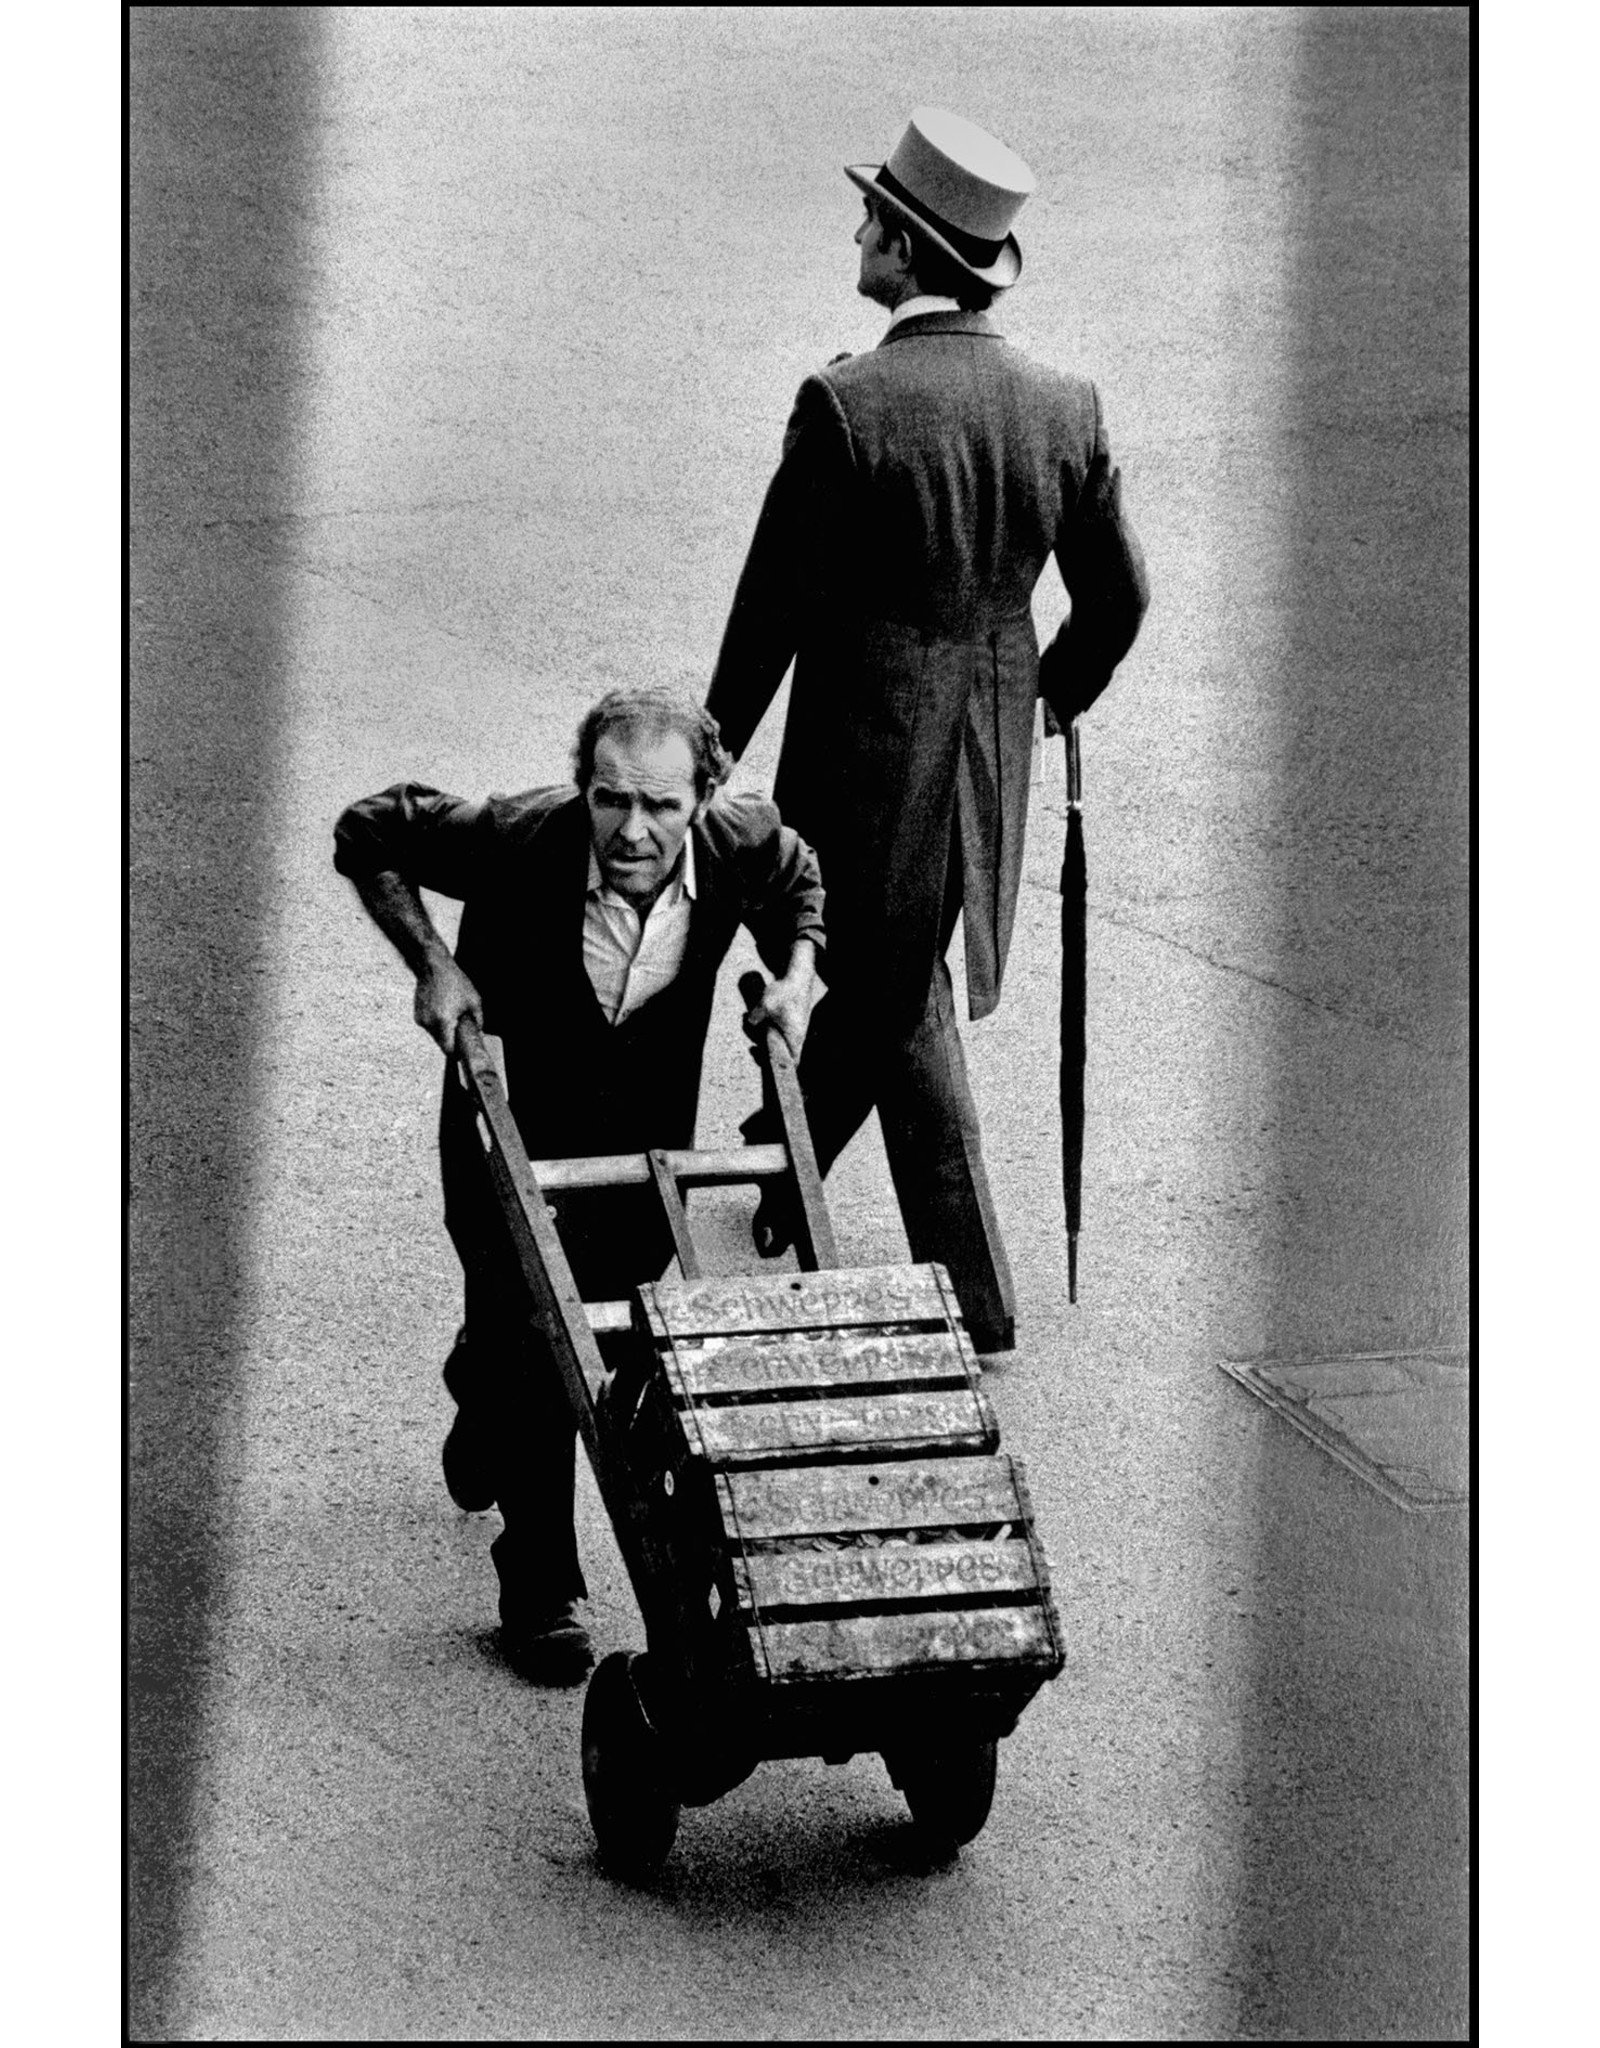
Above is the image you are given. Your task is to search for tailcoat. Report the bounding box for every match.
[708,308,1148,1034]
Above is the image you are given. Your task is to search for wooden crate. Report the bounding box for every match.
[629,1265,1064,1710]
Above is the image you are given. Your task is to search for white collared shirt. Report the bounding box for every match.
[887,293,963,330]
[582,833,697,1025]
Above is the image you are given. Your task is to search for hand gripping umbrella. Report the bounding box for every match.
[1060,719,1087,1302]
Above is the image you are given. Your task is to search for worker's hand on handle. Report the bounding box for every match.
[414,956,484,1056]
[748,977,811,1064]
[741,941,817,1064]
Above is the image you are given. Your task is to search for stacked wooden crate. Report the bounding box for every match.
[630,1263,1064,1727]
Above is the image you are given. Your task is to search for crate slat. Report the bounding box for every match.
[733,1538,1039,1612]
[690,1388,995,1467]
[717,1456,1027,1540]
[664,1328,972,1402]
[752,1604,1057,1682]
[644,1265,954,1339]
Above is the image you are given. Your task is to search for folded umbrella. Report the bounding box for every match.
[1060,719,1087,1303]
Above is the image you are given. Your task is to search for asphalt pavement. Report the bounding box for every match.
[129,8,1469,2039]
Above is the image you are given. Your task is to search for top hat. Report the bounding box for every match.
[845,107,1036,290]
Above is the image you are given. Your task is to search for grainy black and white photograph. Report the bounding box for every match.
[128,7,1474,2039]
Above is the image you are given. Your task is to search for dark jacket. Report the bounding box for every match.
[333,781,825,1171]
[707,309,1148,1029]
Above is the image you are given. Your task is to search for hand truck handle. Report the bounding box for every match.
[738,973,838,1269]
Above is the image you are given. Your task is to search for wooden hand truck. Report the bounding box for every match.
[454,976,1064,1880]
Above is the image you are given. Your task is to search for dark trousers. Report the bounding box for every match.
[796,842,1016,1352]
[441,1085,670,1628]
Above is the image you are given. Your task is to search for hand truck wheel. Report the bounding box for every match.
[581,1651,681,1882]
[884,1735,998,1851]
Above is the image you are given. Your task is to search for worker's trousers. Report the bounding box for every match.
[440,1081,669,1630]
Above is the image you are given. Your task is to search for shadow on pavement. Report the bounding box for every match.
[127,9,325,2037]
[1231,10,1469,2037]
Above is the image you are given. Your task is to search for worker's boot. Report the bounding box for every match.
[498,1601,594,1686]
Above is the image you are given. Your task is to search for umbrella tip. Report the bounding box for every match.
[1068,1233,1078,1305]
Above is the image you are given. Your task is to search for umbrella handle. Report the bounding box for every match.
[1067,719,1082,808]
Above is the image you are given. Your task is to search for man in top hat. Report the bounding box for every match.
[706,107,1150,1355]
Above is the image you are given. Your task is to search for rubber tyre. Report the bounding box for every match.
[888,1736,999,1850]
[581,1652,681,1882]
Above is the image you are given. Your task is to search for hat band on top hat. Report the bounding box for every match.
[872,165,1007,267]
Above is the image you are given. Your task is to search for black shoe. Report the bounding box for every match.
[500,1604,595,1687]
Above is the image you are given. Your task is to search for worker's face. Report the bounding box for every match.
[855,197,910,306]
[585,728,705,905]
